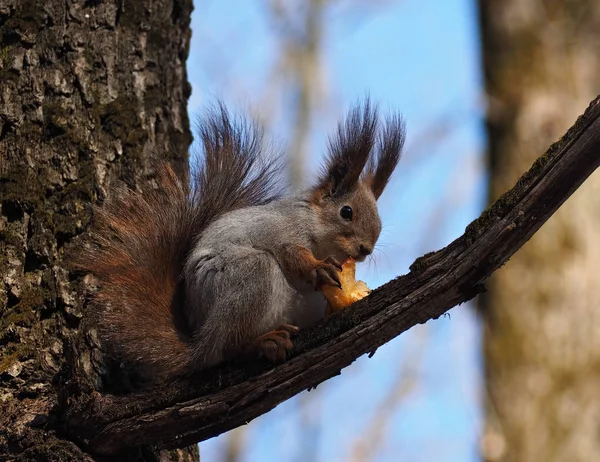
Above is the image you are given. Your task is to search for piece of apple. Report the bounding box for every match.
[321,257,371,314]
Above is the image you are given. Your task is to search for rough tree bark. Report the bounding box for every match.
[0,1,195,460]
[478,1,600,461]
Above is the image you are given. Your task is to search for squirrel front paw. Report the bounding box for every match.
[311,256,343,290]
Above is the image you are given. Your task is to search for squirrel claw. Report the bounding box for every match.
[311,260,342,290]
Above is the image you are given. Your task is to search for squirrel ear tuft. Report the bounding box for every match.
[363,113,405,199]
[313,99,378,199]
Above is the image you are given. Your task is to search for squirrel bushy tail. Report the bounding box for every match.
[78,103,282,379]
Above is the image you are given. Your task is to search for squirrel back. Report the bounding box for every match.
[77,104,282,379]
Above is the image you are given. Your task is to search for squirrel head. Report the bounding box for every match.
[310,100,405,262]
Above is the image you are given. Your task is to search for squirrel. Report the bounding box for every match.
[78,99,405,382]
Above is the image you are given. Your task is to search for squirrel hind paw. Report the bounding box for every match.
[248,326,298,363]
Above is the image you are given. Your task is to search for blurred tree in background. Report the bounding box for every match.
[478,1,600,461]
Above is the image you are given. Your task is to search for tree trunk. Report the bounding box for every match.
[478,1,600,461]
[0,0,195,460]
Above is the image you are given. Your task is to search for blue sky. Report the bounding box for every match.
[187,1,487,461]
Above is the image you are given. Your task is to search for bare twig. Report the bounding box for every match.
[64,96,600,456]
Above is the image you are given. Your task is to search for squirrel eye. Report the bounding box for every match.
[340,205,353,220]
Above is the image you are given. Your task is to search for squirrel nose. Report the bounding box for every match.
[359,244,373,256]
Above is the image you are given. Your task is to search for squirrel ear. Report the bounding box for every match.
[313,99,378,200]
[364,113,405,199]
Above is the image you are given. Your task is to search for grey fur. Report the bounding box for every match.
[184,183,391,366]
[183,100,404,367]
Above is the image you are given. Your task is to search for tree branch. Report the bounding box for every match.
[64,96,600,456]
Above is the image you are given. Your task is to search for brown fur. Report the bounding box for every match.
[91,165,190,378]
